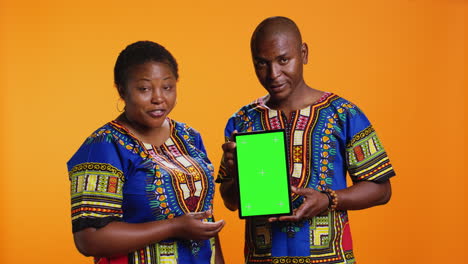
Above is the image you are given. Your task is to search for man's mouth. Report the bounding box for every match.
[269,83,286,92]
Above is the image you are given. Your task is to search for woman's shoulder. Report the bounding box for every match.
[67,121,123,170]
[169,119,208,152]
[83,121,128,145]
[68,120,146,170]
[170,119,202,140]
[171,119,197,132]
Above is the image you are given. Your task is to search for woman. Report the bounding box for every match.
[68,41,225,264]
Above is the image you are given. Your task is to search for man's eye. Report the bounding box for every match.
[139,87,150,91]
[280,58,289,64]
[256,61,266,67]
[163,86,172,90]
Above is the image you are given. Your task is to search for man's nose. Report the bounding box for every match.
[268,63,281,80]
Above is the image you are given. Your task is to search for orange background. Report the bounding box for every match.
[0,0,466,263]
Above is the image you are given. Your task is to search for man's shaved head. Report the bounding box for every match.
[249,16,309,106]
[251,16,303,52]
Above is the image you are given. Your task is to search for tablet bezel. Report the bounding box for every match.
[234,129,292,219]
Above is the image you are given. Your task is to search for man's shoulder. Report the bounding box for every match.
[322,93,360,110]
[232,96,267,116]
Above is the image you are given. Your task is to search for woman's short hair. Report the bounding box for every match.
[114,41,179,90]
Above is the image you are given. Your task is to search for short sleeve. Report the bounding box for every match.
[189,127,208,156]
[345,109,396,183]
[67,136,125,233]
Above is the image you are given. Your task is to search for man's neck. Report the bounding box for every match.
[267,83,324,118]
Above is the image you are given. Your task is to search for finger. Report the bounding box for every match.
[205,209,213,218]
[226,160,236,169]
[278,208,302,221]
[291,186,307,195]
[201,221,225,238]
[290,205,307,220]
[211,221,225,235]
[222,141,237,152]
[293,187,318,199]
[202,220,225,231]
[213,220,226,232]
[268,217,279,222]
[277,215,300,221]
[291,186,298,193]
[191,210,211,220]
[224,151,235,160]
[229,130,238,142]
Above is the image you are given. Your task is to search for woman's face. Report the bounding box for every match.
[121,61,177,130]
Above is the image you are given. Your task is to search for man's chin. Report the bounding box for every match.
[267,92,290,104]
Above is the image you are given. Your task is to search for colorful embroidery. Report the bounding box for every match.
[68,119,215,263]
[70,162,124,224]
[346,126,394,182]
[219,93,395,263]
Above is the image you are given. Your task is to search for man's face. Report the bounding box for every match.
[251,32,307,102]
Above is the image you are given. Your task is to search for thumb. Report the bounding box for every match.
[189,211,210,220]
[192,210,212,220]
[291,186,306,195]
[229,130,238,142]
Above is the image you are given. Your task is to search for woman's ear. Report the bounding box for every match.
[117,85,126,98]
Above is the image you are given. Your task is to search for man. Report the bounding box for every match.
[217,16,395,263]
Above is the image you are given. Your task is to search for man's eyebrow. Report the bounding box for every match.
[275,52,288,59]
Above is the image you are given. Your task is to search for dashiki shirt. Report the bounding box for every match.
[217,92,396,264]
[68,119,216,264]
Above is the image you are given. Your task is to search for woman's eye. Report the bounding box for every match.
[138,87,150,91]
[163,86,172,90]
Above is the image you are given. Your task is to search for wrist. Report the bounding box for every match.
[321,188,339,211]
[167,217,181,238]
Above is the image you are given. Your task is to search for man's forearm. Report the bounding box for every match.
[220,179,239,211]
[335,180,392,211]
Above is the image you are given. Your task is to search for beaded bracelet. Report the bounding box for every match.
[321,188,338,211]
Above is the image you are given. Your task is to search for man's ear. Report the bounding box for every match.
[301,43,309,65]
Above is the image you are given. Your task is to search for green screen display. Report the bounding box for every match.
[235,130,292,218]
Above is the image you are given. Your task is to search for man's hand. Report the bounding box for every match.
[269,186,329,222]
[219,130,240,211]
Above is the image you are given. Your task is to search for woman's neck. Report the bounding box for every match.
[116,114,171,147]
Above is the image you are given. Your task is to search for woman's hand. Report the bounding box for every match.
[172,210,225,240]
[269,186,329,222]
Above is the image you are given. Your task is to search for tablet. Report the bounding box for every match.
[234,130,292,218]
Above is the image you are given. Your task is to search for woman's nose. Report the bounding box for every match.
[151,88,164,104]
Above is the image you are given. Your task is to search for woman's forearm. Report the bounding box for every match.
[74,219,177,257]
[74,211,224,258]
